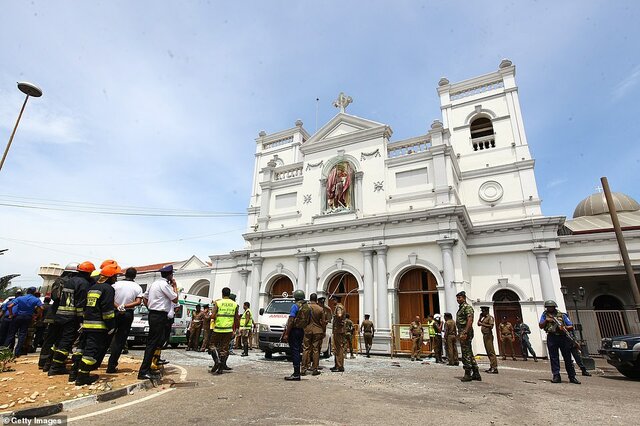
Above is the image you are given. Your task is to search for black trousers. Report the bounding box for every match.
[54,320,80,354]
[34,325,46,349]
[39,322,62,366]
[108,310,134,369]
[0,318,14,349]
[163,317,174,348]
[547,333,576,378]
[139,310,168,375]
[82,331,109,371]
[290,328,304,371]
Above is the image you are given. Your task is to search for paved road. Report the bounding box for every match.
[61,349,638,425]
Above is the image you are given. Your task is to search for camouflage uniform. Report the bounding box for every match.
[456,300,478,376]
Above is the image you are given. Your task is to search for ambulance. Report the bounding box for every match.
[257,294,332,358]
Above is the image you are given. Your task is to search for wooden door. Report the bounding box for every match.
[270,276,294,299]
[327,273,359,323]
[492,301,524,357]
[397,268,439,353]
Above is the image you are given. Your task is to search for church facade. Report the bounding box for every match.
[209,59,565,356]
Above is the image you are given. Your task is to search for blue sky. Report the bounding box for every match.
[1,1,639,287]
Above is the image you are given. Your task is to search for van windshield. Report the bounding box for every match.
[265,299,294,314]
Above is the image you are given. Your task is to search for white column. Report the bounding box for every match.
[533,248,555,301]
[376,246,389,330]
[250,257,264,315]
[237,269,250,305]
[307,252,319,296]
[296,254,307,292]
[437,238,458,314]
[355,171,364,213]
[360,247,374,322]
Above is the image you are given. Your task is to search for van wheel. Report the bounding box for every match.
[170,343,179,349]
[264,351,273,359]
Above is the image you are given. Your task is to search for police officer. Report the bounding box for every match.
[409,316,424,362]
[301,293,325,375]
[76,262,119,385]
[199,304,211,352]
[5,287,43,356]
[477,306,498,374]
[49,261,95,376]
[208,287,239,374]
[239,302,253,357]
[456,291,481,382]
[281,290,309,381]
[539,300,580,384]
[138,265,178,381]
[344,313,355,359]
[498,316,517,361]
[360,314,375,358]
[0,290,21,350]
[330,295,346,372]
[187,305,203,351]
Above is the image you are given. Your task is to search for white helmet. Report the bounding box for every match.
[64,262,79,272]
[434,314,441,320]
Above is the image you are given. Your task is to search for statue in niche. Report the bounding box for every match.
[325,162,354,213]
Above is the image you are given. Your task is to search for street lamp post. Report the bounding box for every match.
[561,285,595,370]
[0,81,43,172]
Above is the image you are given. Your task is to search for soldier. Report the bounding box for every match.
[443,313,458,366]
[432,314,444,363]
[239,302,253,357]
[477,306,498,374]
[200,305,211,352]
[208,287,239,374]
[360,314,375,358]
[539,300,580,384]
[456,291,481,382]
[281,290,310,381]
[187,305,203,351]
[344,313,355,359]
[499,316,517,361]
[514,316,537,362]
[409,315,424,361]
[330,295,346,372]
[301,293,325,375]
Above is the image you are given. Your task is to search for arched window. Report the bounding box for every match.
[470,117,495,151]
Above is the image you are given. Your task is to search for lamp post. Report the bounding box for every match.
[0,82,43,172]
[561,285,595,370]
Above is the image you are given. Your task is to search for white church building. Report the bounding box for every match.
[142,58,574,357]
[127,60,640,356]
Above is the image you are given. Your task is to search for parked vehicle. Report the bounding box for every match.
[167,293,212,348]
[257,297,331,359]
[127,305,150,347]
[599,334,640,379]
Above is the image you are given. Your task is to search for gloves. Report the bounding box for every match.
[117,304,126,312]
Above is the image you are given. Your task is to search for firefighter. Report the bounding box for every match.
[48,261,95,376]
[76,262,119,385]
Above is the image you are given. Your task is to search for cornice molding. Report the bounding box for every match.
[461,159,535,180]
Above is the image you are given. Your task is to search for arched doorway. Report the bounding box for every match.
[269,275,294,300]
[397,268,439,323]
[492,289,523,357]
[190,279,210,298]
[593,295,626,337]
[326,272,359,322]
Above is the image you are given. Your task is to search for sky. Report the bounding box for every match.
[1,1,639,288]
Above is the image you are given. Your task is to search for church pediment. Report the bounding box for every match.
[304,112,387,146]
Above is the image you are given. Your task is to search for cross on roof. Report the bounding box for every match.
[333,92,353,113]
[594,185,603,193]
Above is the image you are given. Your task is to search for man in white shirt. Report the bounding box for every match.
[107,267,143,373]
[138,265,178,381]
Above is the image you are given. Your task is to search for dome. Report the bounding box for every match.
[573,192,640,218]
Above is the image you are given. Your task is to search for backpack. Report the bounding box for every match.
[293,301,311,329]
[50,274,70,302]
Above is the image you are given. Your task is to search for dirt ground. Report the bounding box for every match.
[0,354,141,411]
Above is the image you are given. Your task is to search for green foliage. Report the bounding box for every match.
[0,346,15,372]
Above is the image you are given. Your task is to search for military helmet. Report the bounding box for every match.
[544,300,558,308]
[293,289,305,301]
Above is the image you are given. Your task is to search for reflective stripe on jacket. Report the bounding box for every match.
[213,298,237,333]
[240,309,253,330]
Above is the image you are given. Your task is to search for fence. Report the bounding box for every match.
[566,310,640,356]
[391,324,437,357]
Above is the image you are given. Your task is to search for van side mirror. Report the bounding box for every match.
[259,308,264,316]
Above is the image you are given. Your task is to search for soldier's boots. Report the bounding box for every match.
[330,367,344,372]
[485,368,498,374]
[285,365,301,381]
[533,356,538,362]
[460,370,473,382]
[569,376,582,384]
[42,357,52,372]
[512,357,517,361]
[471,368,482,381]
[551,375,562,383]
[581,368,592,377]
[312,370,321,376]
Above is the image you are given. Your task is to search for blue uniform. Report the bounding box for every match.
[5,294,43,356]
[541,311,577,380]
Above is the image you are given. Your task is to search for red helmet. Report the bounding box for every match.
[101,264,122,278]
[77,261,96,273]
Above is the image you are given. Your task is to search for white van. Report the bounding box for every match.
[257,297,332,359]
